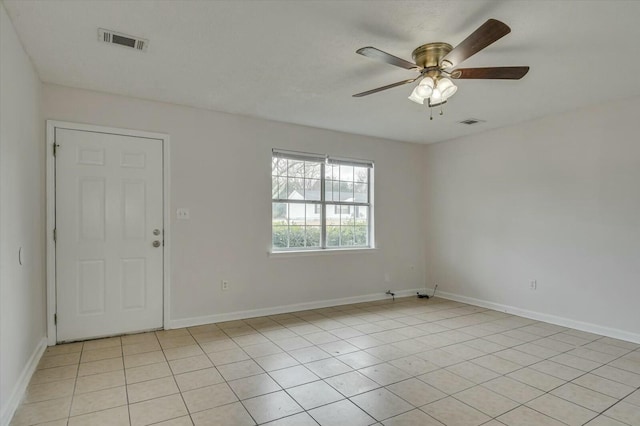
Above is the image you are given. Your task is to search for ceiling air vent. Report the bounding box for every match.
[459,118,486,125]
[98,28,148,51]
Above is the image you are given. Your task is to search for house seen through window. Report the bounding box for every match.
[272,149,373,250]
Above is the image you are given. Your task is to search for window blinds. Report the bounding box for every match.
[272,149,373,168]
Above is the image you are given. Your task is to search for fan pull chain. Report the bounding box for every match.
[427,102,447,120]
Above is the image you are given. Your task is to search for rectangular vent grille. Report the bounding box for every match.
[98,28,148,51]
[459,118,486,125]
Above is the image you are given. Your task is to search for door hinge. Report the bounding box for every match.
[54,313,57,325]
[53,143,60,156]
[53,228,57,242]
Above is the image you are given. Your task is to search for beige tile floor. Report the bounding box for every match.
[11,297,640,426]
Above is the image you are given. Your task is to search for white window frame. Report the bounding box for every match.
[271,149,374,252]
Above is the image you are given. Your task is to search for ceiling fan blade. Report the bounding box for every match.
[441,19,511,68]
[352,77,419,97]
[451,66,530,79]
[356,46,418,70]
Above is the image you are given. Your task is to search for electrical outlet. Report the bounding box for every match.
[177,208,190,220]
[221,280,229,291]
[529,280,537,290]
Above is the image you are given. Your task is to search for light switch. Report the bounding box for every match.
[177,208,190,220]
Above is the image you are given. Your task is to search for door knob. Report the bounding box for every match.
[153,229,161,236]
[152,240,161,248]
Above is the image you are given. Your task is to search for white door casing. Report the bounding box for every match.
[53,126,166,342]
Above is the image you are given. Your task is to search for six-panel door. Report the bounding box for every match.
[55,128,164,342]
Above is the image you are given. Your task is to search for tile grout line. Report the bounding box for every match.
[187,325,260,426]
[18,297,640,426]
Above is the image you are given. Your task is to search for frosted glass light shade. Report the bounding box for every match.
[415,77,434,98]
[408,87,425,104]
[437,77,457,100]
[430,87,443,105]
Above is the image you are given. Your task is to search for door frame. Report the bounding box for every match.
[46,120,171,345]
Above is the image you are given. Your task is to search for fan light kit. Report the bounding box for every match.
[408,76,457,105]
[353,19,529,120]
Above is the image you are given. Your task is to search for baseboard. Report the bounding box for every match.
[428,288,640,344]
[169,288,424,329]
[0,337,47,426]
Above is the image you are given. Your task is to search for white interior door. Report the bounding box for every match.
[55,128,164,342]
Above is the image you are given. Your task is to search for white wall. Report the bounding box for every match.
[42,84,426,326]
[0,2,46,422]
[424,95,640,340]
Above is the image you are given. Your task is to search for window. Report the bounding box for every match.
[334,205,350,215]
[272,149,373,251]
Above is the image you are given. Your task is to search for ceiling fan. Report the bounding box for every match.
[353,19,529,112]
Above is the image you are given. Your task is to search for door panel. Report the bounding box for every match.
[77,260,105,315]
[56,128,163,342]
[79,177,106,240]
[123,180,146,239]
[121,258,146,310]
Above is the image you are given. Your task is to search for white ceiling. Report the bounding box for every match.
[5,0,640,144]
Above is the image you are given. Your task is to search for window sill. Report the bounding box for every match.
[268,247,377,258]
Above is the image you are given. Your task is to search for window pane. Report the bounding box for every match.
[340,211,355,227]
[354,226,368,246]
[272,226,288,248]
[287,177,304,199]
[287,202,305,226]
[271,176,279,199]
[272,203,288,224]
[288,160,305,178]
[277,177,287,199]
[326,225,340,247]
[355,206,368,223]
[354,183,368,202]
[339,181,353,201]
[326,204,340,227]
[326,179,340,202]
[339,165,354,182]
[324,180,332,202]
[305,162,321,179]
[306,203,321,226]
[272,158,287,176]
[354,166,368,183]
[278,158,288,175]
[340,226,355,246]
[325,164,337,180]
[332,180,342,202]
[306,179,321,200]
[306,226,321,247]
[289,226,305,248]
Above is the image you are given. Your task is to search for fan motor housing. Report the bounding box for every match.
[412,42,453,68]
